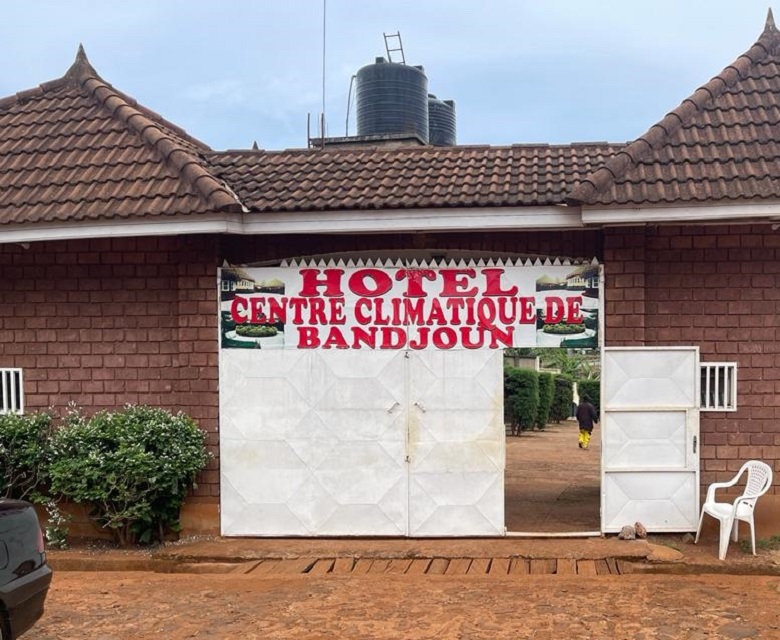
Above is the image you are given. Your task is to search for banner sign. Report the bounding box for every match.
[219,260,600,351]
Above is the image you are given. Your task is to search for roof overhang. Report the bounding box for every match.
[0,205,583,245]
[581,200,780,225]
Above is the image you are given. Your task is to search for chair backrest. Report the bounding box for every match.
[739,460,773,509]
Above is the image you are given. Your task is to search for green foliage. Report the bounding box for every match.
[536,372,555,429]
[534,348,600,380]
[740,535,780,554]
[577,379,601,415]
[43,498,71,550]
[541,323,586,335]
[504,367,539,435]
[235,324,278,338]
[49,405,210,546]
[550,375,574,423]
[0,412,54,502]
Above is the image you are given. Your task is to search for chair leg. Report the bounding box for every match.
[718,518,732,560]
[694,510,706,544]
[732,519,739,542]
[749,517,757,556]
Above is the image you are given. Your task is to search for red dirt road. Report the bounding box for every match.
[33,570,780,639]
[505,421,600,532]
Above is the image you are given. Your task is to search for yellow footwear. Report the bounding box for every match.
[582,430,592,449]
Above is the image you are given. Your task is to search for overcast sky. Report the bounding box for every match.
[1,1,775,151]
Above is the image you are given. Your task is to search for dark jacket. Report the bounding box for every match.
[575,401,599,432]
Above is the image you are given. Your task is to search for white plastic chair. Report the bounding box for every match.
[695,460,773,560]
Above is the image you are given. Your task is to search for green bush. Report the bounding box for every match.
[235,324,278,338]
[536,372,554,429]
[577,379,601,416]
[550,375,574,423]
[504,367,539,435]
[49,405,210,546]
[542,323,586,335]
[560,336,597,348]
[0,412,53,502]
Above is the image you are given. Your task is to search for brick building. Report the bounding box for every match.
[2,16,780,535]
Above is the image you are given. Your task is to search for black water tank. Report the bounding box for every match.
[356,58,429,143]
[428,94,456,146]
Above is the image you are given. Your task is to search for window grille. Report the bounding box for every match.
[0,368,23,414]
[700,363,737,411]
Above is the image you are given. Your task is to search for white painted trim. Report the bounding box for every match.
[0,206,582,245]
[0,214,244,244]
[241,206,582,234]
[582,201,780,225]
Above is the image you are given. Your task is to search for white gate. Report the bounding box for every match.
[220,349,504,536]
[602,346,700,532]
[408,350,504,536]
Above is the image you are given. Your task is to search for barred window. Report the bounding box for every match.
[0,368,23,414]
[700,363,737,411]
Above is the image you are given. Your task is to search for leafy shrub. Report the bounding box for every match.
[560,336,597,348]
[504,367,539,435]
[49,405,210,546]
[0,412,53,502]
[235,325,278,338]
[536,372,555,429]
[542,323,586,335]
[577,379,601,415]
[550,375,574,423]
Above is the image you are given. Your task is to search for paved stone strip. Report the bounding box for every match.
[386,559,413,574]
[467,558,491,575]
[445,558,472,575]
[254,556,628,576]
[556,558,577,575]
[488,558,511,575]
[332,558,355,574]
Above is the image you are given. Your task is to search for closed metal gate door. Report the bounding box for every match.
[602,346,700,533]
[220,349,504,536]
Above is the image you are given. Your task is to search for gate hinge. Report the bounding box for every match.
[693,436,697,454]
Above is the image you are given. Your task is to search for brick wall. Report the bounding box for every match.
[604,223,780,494]
[0,235,220,498]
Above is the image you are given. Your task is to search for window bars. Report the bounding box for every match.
[0,368,23,414]
[700,362,737,411]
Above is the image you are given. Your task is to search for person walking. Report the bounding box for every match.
[576,394,599,449]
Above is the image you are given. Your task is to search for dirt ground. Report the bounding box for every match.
[505,420,600,532]
[32,570,780,639]
[31,420,779,639]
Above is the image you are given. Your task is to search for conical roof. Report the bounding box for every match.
[0,45,241,225]
[569,11,780,206]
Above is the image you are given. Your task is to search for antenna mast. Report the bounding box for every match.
[320,0,327,138]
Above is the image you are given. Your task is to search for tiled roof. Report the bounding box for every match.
[0,46,241,225]
[208,143,622,212]
[569,11,780,206]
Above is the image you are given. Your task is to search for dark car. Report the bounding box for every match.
[0,500,52,639]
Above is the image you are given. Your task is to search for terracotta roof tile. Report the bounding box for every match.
[569,11,780,206]
[0,46,241,226]
[208,143,621,212]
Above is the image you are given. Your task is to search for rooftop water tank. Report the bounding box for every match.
[355,57,429,143]
[428,94,456,146]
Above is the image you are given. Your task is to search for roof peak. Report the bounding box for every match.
[64,43,99,83]
[765,8,776,32]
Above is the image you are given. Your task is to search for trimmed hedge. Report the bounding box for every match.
[536,372,555,429]
[577,379,601,416]
[0,412,53,502]
[49,405,210,546]
[550,375,574,423]
[504,367,539,435]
